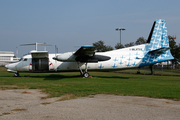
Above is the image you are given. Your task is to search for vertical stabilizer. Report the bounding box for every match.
[146,19,169,51]
[139,19,174,67]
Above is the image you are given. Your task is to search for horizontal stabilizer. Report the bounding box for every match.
[149,47,170,54]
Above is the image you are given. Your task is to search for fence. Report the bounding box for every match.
[117,64,180,76]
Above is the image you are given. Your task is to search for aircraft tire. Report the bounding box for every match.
[14,73,19,77]
[83,72,90,78]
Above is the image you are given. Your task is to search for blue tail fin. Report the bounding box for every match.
[146,19,169,51]
[139,19,174,67]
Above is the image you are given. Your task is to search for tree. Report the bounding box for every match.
[135,37,147,45]
[103,46,114,52]
[92,40,113,52]
[169,35,180,68]
[124,42,135,47]
[115,43,124,49]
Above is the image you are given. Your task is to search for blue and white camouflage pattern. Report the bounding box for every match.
[96,19,174,69]
[139,19,174,67]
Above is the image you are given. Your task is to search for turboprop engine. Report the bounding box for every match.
[53,52,76,62]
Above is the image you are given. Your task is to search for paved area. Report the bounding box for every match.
[0,89,180,120]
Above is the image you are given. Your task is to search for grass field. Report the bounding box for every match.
[0,67,180,100]
[118,67,180,76]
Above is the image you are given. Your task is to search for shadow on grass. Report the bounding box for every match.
[2,72,129,80]
[94,75,129,79]
[23,74,82,80]
[43,74,82,80]
[22,74,129,80]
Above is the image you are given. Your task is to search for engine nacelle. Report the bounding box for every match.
[53,52,76,62]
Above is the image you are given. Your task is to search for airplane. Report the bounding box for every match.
[5,19,174,78]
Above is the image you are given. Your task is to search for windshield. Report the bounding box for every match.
[19,58,28,61]
[19,58,23,61]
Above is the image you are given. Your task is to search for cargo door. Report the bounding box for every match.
[31,51,49,72]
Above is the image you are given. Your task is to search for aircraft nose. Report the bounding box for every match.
[4,63,18,71]
[5,64,9,69]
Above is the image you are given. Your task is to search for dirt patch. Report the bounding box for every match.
[0,85,18,89]
[0,89,180,120]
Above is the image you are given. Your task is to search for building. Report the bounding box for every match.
[0,51,19,66]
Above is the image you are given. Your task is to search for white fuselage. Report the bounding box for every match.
[6,44,146,72]
[5,19,175,75]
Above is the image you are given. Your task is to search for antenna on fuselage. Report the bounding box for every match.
[20,42,52,51]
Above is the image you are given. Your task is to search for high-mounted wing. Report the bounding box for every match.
[74,46,110,63]
[74,46,95,56]
[54,46,111,63]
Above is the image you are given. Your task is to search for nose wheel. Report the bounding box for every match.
[14,72,19,77]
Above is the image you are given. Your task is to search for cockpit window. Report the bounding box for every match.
[23,58,27,61]
[19,58,23,61]
[19,58,28,61]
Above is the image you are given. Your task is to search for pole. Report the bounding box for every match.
[44,42,46,51]
[16,47,18,58]
[116,28,125,47]
[35,42,37,51]
[120,30,121,45]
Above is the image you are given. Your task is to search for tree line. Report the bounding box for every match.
[92,36,180,66]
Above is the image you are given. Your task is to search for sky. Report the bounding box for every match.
[0,0,180,57]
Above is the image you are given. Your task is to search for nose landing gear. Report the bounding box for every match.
[14,72,19,77]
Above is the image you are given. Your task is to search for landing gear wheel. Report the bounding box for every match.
[78,62,90,78]
[83,72,90,78]
[14,73,19,77]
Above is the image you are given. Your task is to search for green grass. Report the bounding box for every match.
[119,67,180,76]
[0,67,180,100]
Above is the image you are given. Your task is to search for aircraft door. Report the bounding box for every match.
[31,51,49,72]
[32,58,49,72]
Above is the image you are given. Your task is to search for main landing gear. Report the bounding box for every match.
[78,62,90,78]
